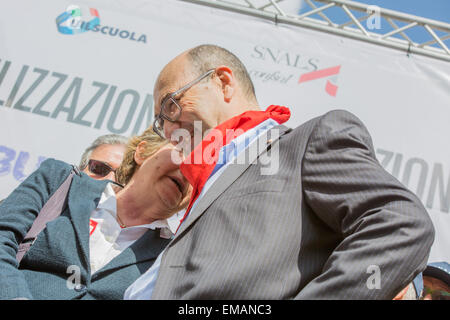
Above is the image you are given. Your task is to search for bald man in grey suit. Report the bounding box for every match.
[125,44,434,300]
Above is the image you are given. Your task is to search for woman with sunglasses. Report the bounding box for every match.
[0,128,191,300]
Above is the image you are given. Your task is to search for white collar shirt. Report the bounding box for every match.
[88,183,183,275]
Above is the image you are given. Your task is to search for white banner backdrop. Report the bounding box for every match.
[0,0,449,263]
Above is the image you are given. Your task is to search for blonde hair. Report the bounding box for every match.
[115,127,168,185]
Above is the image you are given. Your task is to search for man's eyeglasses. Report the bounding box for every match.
[87,159,116,177]
[153,69,215,139]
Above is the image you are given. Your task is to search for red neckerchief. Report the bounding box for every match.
[178,105,290,230]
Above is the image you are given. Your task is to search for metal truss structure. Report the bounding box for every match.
[180,0,450,62]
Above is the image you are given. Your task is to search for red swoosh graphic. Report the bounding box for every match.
[298,66,341,83]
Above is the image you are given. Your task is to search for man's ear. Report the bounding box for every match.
[215,66,235,103]
[134,141,147,165]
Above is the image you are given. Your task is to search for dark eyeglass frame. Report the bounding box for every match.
[153,69,215,139]
[87,159,116,177]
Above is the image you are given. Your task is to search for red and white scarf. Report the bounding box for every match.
[178,105,290,228]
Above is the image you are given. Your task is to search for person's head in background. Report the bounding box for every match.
[78,134,128,182]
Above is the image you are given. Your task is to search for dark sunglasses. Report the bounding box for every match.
[87,159,116,177]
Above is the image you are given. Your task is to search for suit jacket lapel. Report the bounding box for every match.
[67,175,108,268]
[171,124,291,244]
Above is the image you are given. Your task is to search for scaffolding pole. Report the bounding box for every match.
[179,0,450,62]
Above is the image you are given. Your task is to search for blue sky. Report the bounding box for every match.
[348,0,450,23]
[298,0,450,48]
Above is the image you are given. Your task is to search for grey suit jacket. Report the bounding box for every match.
[0,159,169,300]
[151,110,435,299]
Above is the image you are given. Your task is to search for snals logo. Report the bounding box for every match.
[56,5,100,35]
[250,45,341,97]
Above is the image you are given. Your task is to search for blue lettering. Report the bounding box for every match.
[137,34,147,43]
[119,30,129,38]
[36,156,48,169]
[0,146,47,182]
[109,28,118,36]
[13,151,30,182]
[0,146,16,176]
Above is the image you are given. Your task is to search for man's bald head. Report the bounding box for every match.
[185,44,257,103]
[155,44,257,104]
[155,51,191,94]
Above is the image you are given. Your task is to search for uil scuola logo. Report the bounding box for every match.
[55,4,147,43]
[56,5,100,35]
